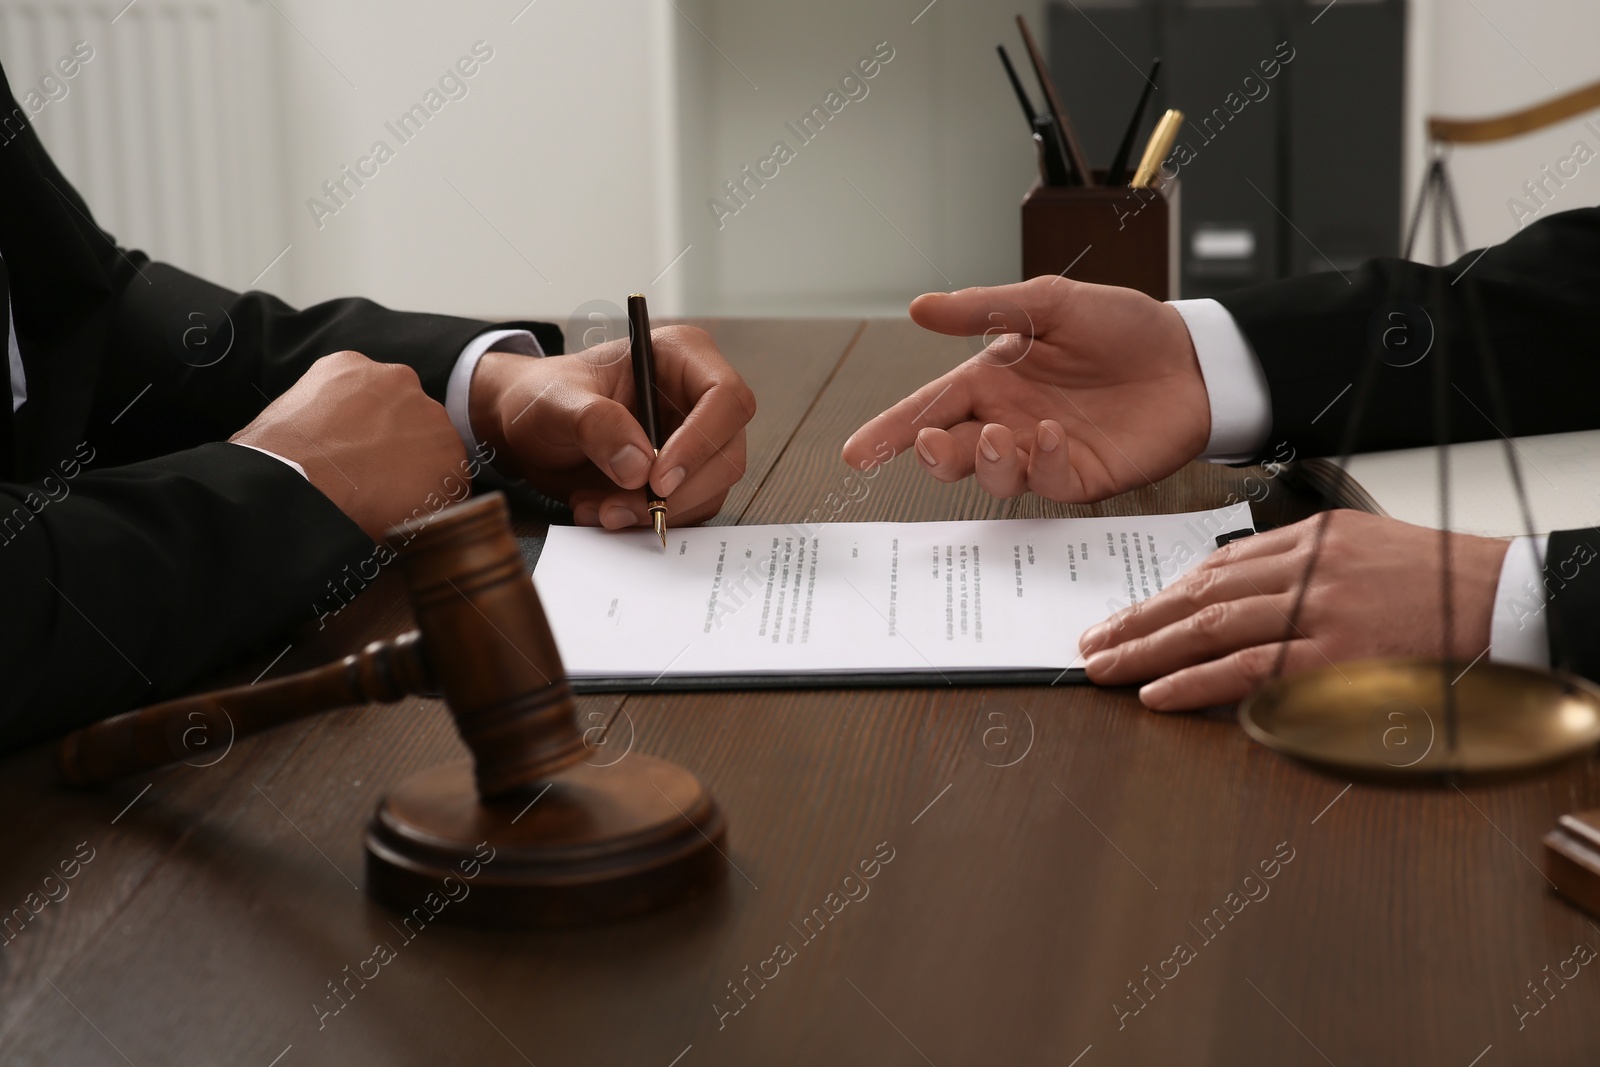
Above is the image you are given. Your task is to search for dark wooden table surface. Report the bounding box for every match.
[3,319,1598,1066]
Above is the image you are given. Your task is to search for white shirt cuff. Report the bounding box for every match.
[445,329,545,454]
[1168,298,1272,464]
[1490,534,1551,669]
[234,443,307,480]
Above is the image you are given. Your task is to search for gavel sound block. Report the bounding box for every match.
[1545,812,1600,920]
[57,493,726,928]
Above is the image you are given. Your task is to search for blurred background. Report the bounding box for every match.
[1,0,1596,324]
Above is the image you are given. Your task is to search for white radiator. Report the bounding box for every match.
[0,0,289,291]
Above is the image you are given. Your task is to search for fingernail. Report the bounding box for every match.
[656,466,687,498]
[1085,649,1117,676]
[915,436,938,468]
[1140,679,1172,708]
[602,505,638,528]
[979,436,1002,463]
[1039,425,1060,453]
[1079,624,1108,653]
[610,444,649,483]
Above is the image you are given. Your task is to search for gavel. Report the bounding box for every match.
[57,492,725,928]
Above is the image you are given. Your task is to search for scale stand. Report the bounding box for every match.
[1239,135,1600,781]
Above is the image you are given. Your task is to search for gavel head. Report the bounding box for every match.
[373,492,727,929]
[57,488,726,927]
[386,493,585,801]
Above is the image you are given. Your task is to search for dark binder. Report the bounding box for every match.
[1286,0,1405,275]
[1162,0,1283,297]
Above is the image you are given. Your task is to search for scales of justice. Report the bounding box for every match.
[1234,79,1600,915]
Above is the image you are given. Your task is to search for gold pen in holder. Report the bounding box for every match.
[1131,108,1184,189]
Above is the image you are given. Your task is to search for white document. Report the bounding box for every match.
[530,505,1253,683]
[1332,429,1600,538]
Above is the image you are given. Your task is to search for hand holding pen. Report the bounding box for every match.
[464,311,756,533]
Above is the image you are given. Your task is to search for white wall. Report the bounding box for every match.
[7,0,1045,320]
[672,0,1048,316]
[1405,0,1600,262]
[687,0,1600,303]
[1,0,286,289]
[8,0,1600,319]
[265,0,1053,318]
[271,0,685,325]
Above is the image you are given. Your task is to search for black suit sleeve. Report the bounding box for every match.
[1215,206,1600,460]
[0,444,373,754]
[87,261,562,468]
[1215,207,1600,681]
[1541,532,1600,680]
[0,59,566,754]
[1,63,559,471]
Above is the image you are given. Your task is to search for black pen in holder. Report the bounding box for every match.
[1032,115,1072,187]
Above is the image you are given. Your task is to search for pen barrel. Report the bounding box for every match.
[1132,109,1184,190]
[1107,58,1162,187]
[627,294,662,447]
[1033,117,1071,187]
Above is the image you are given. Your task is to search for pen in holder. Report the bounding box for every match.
[1031,115,1072,187]
[1021,169,1179,300]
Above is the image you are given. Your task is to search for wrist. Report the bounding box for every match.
[466,350,525,462]
[1159,301,1212,457]
[1168,297,1271,463]
[231,426,350,522]
[1456,532,1513,656]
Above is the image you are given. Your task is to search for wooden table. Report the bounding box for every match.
[3,319,1598,1066]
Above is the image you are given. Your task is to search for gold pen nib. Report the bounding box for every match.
[646,446,667,549]
[650,502,667,548]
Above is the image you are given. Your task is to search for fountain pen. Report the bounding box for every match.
[626,294,668,547]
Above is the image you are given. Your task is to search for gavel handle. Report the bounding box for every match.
[58,631,431,787]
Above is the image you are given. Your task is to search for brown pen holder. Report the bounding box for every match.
[1021,172,1179,299]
